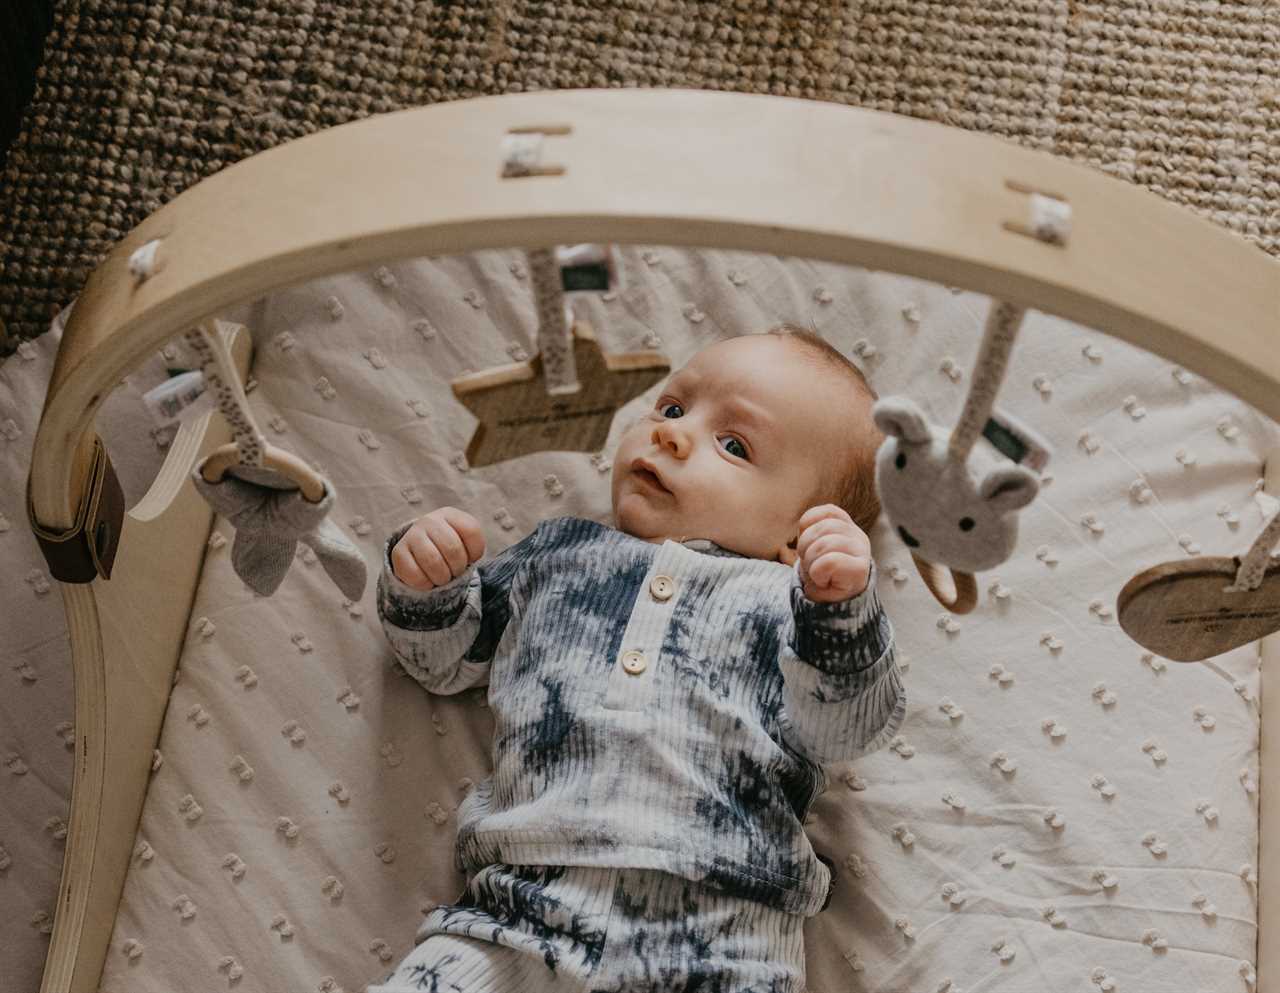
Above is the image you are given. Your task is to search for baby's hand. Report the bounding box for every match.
[795,505,872,603]
[391,507,486,591]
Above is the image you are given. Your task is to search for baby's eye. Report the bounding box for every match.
[655,401,747,460]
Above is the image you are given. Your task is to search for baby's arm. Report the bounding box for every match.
[776,506,905,765]
[376,507,543,695]
[778,559,904,764]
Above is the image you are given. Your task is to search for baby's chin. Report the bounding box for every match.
[611,493,688,543]
[611,499,753,554]
[611,496,662,540]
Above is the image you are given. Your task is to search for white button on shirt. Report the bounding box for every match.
[621,650,647,675]
[649,575,675,601]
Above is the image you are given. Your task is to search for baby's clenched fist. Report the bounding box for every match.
[391,507,486,590]
[795,504,872,603]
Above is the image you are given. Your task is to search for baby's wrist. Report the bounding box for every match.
[792,558,878,613]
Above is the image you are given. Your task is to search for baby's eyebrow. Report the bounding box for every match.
[666,372,775,437]
[725,396,776,436]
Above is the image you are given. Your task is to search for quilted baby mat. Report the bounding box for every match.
[97,246,1272,993]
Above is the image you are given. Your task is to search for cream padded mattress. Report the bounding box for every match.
[21,246,1272,993]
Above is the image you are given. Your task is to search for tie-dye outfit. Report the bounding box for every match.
[370,516,903,992]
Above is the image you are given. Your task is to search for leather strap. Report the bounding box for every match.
[26,436,125,583]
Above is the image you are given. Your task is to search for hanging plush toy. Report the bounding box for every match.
[185,319,368,601]
[873,300,1053,614]
[871,189,1072,614]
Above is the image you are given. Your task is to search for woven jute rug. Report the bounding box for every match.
[1,1,1278,351]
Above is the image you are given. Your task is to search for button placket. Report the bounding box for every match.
[603,546,685,711]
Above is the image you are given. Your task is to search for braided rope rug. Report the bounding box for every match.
[1,1,1278,352]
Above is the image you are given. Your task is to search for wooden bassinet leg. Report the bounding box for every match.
[39,328,252,993]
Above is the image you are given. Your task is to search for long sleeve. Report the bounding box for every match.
[777,558,905,764]
[376,519,544,695]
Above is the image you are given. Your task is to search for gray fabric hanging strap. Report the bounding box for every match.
[527,247,580,395]
[1226,507,1280,592]
[183,320,269,467]
[947,300,1026,465]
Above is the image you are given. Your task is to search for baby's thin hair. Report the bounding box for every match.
[764,324,885,537]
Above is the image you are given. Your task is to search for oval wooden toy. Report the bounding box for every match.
[1118,556,1280,662]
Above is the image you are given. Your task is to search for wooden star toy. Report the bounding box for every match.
[451,319,669,467]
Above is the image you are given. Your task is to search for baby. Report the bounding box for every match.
[369,325,904,993]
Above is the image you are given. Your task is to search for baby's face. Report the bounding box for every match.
[611,334,858,562]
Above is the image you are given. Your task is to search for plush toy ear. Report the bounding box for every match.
[872,397,932,444]
[978,464,1040,512]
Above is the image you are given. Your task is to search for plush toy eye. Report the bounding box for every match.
[959,517,975,531]
[895,451,906,470]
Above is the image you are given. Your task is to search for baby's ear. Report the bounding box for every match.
[872,397,932,444]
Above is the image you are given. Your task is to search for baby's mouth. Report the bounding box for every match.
[633,467,671,495]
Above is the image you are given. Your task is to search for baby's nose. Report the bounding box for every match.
[652,419,690,457]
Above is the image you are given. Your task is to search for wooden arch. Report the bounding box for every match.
[25,88,1280,993]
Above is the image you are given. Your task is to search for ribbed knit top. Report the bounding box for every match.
[376,515,904,917]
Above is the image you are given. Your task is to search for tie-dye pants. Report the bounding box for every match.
[366,862,806,992]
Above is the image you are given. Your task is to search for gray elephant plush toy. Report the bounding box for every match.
[873,397,1047,575]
